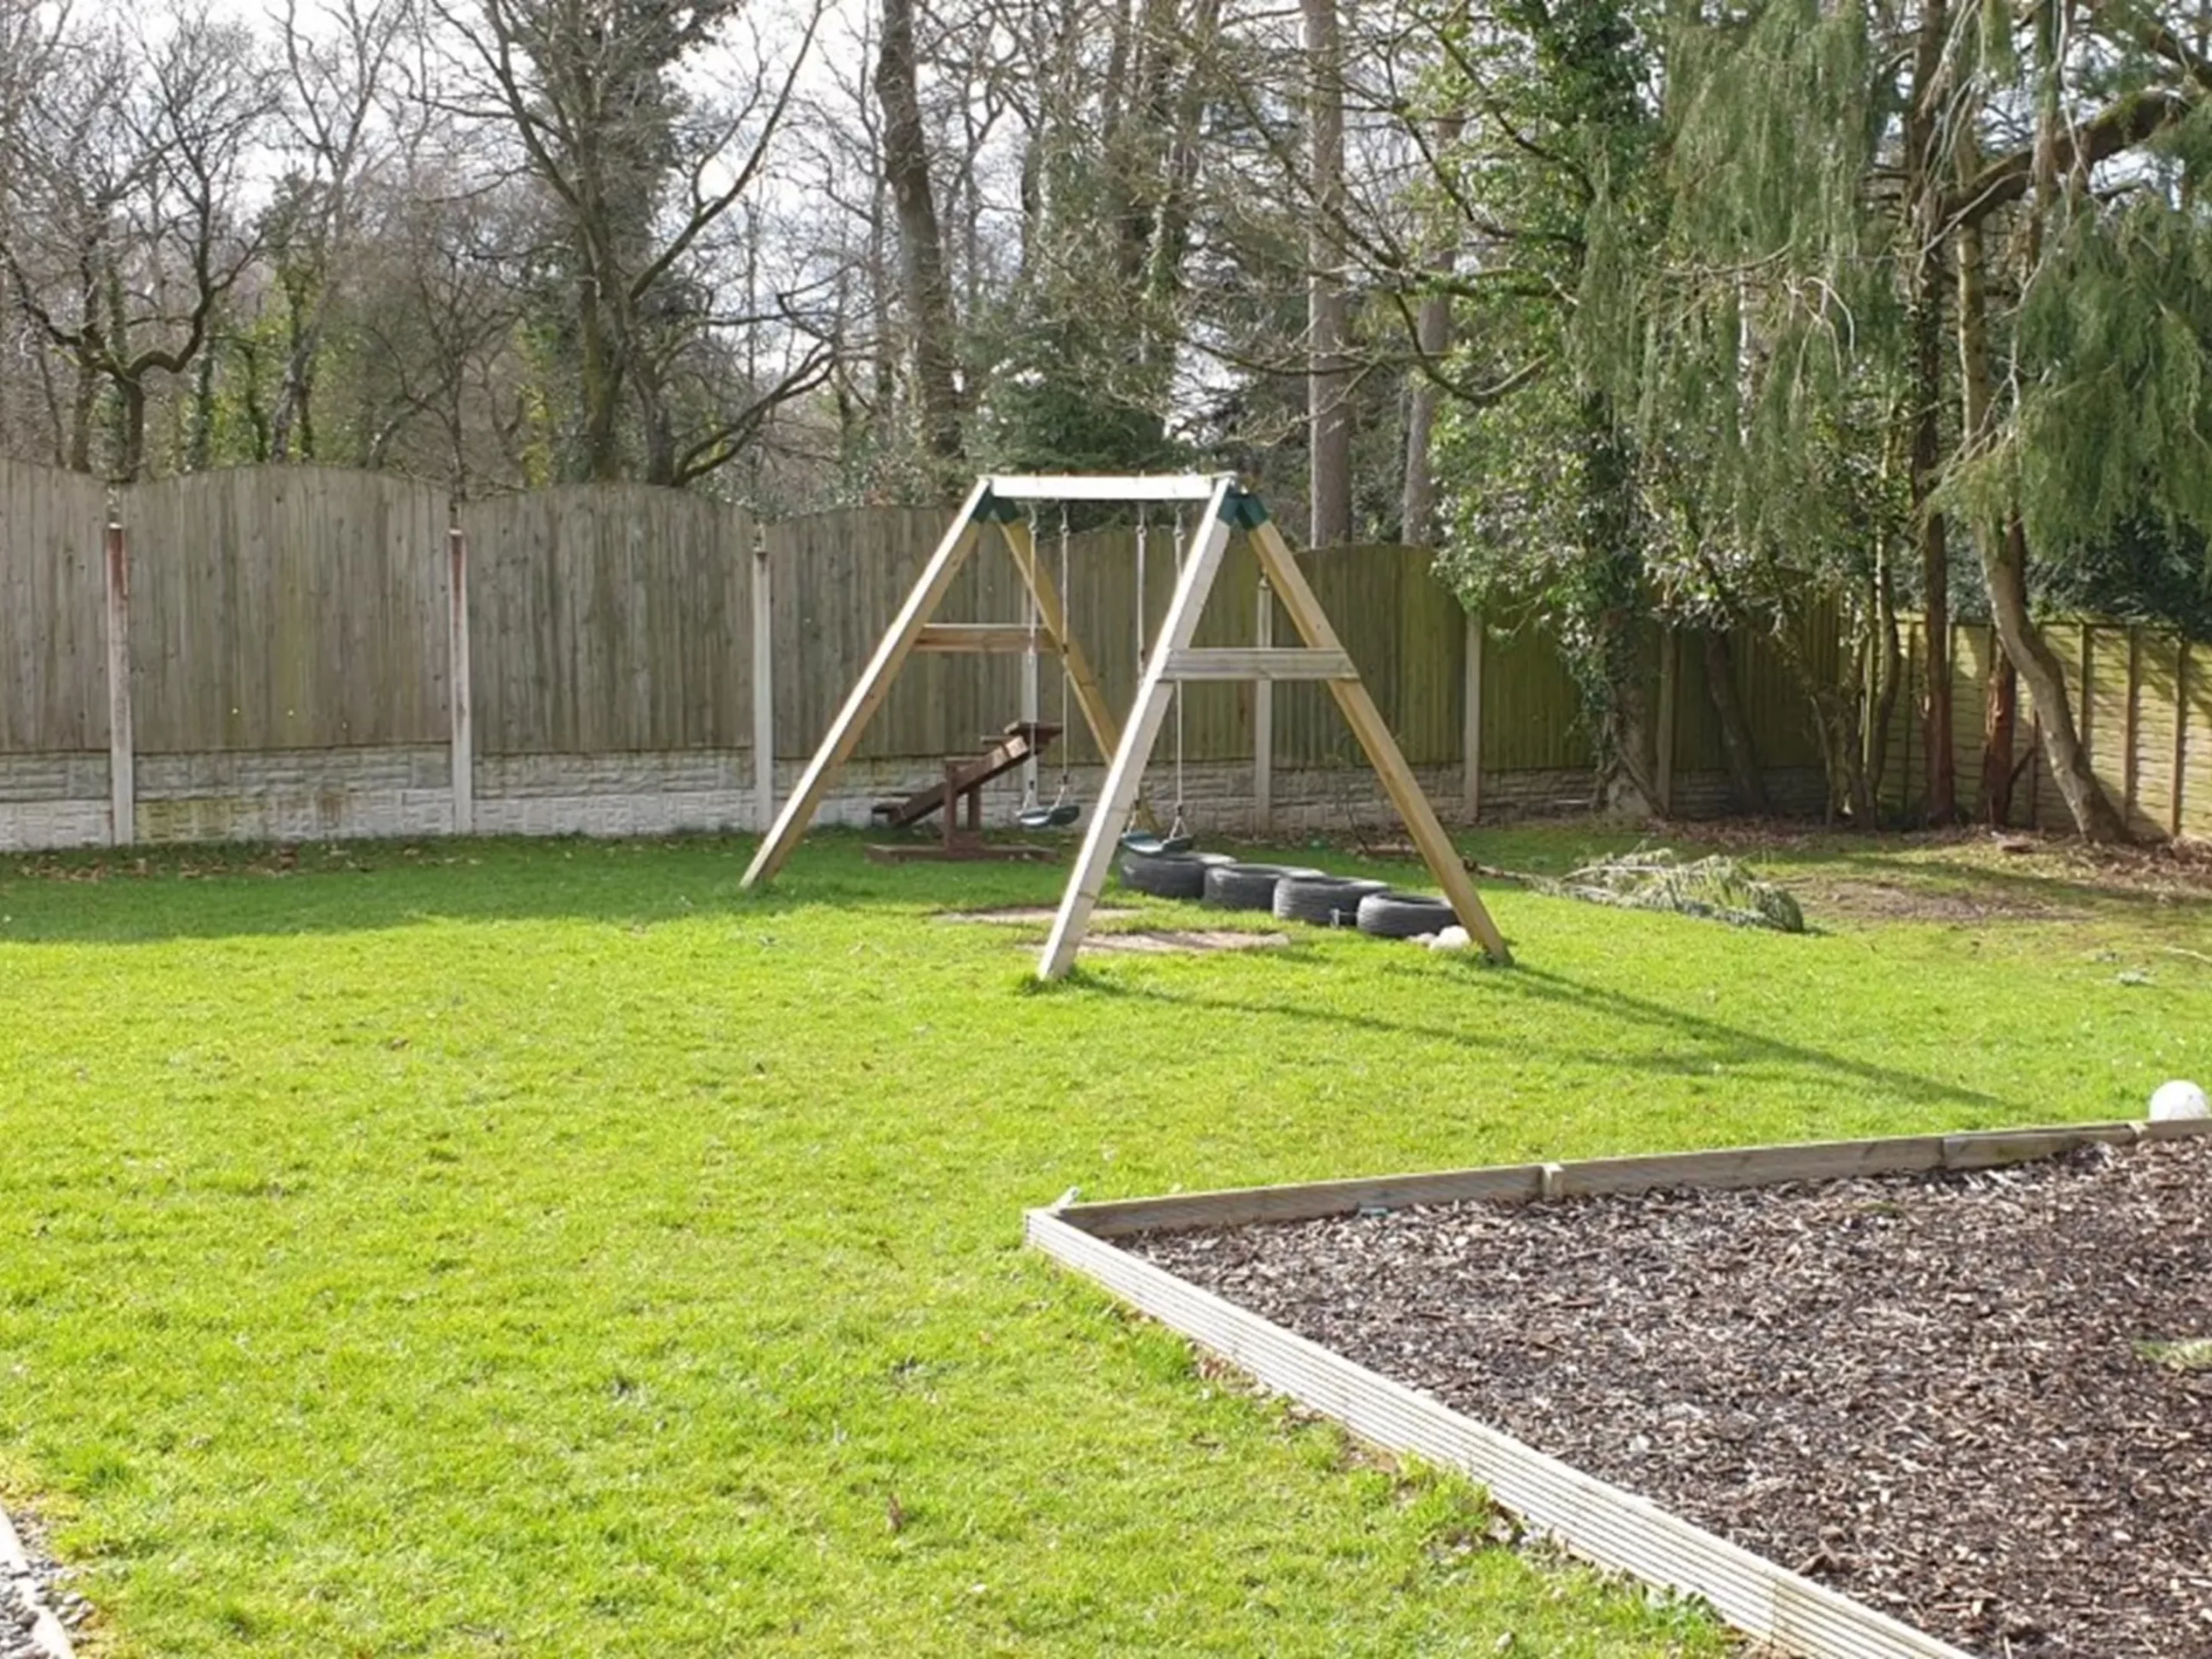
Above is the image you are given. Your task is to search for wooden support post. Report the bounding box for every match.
[742,479,993,887]
[2175,642,2191,842]
[1654,625,1677,819]
[448,522,474,836]
[103,518,133,846]
[1040,481,1239,978]
[1248,518,1510,964]
[1462,612,1484,824]
[2123,626,2140,829]
[1253,579,1274,831]
[751,531,776,833]
[2079,623,2094,771]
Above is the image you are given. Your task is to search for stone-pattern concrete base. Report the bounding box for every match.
[0,745,1833,854]
[132,747,455,844]
[474,751,755,838]
[0,753,111,852]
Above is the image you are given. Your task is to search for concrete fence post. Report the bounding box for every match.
[448,521,474,835]
[104,518,134,846]
[752,531,776,832]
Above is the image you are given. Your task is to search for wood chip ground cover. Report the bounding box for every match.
[1132,1138,2212,1657]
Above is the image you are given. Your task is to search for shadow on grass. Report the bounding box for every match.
[1797,848,2209,915]
[0,830,1081,944]
[1072,961,2007,1114]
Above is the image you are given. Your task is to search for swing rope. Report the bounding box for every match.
[1017,503,1084,830]
[1167,505,1187,841]
[1117,504,1195,857]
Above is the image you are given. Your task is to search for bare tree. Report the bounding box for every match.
[437,0,826,484]
[0,3,275,479]
[262,0,415,461]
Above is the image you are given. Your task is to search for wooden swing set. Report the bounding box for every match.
[741,474,1510,979]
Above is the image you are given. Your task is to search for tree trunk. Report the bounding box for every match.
[1862,509,1903,814]
[1700,628,1770,814]
[576,267,624,482]
[1904,0,1955,823]
[116,375,148,483]
[1401,292,1448,546]
[1981,521,2127,840]
[1402,111,1465,547]
[877,0,965,467]
[1303,0,1351,545]
[1979,601,2018,826]
[1956,207,2127,842]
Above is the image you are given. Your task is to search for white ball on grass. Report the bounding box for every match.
[2149,1079,2209,1122]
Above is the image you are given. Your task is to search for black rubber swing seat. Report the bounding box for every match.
[1019,801,1083,830]
[1119,830,1194,857]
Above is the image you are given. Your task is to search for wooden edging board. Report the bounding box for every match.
[1025,1116,2212,1659]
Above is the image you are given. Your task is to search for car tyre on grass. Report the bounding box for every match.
[1202,861,1325,912]
[1355,890,1459,939]
[1119,850,1233,900]
[1273,874,1389,928]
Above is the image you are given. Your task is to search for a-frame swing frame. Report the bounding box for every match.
[741,474,1512,979]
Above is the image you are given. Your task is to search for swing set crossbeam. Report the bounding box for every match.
[979,474,1228,504]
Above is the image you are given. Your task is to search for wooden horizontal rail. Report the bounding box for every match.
[1162,647,1357,682]
[912,624,1046,653]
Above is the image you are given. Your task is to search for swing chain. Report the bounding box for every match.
[1170,504,1187,837]
[1020,504,1042,812]
[1054,502,1074,804]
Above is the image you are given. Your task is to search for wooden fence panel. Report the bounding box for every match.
[2083,624,2132,824]
[0,461,109,753]
[462,486,752,754]
[129,467,448,753]
[1272,547,1464,769]
[1480,622,1592,773]
[2133,632,2183,837]
[767,507,1004,761]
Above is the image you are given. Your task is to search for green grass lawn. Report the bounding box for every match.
[1,824,2207,1656]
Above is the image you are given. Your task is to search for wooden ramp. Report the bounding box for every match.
[865,721,1064,864]
[871,722,1060,828]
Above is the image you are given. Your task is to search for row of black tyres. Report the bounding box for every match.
[1117,851,1457,939]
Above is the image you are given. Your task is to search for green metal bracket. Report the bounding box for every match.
[1222,489,1270,531]
[972,489,1024,524]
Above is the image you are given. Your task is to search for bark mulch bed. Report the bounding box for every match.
[1132,1136,2212,1658]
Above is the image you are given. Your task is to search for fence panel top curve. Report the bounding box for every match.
[126,467,451,753]
[461,485,754,755]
